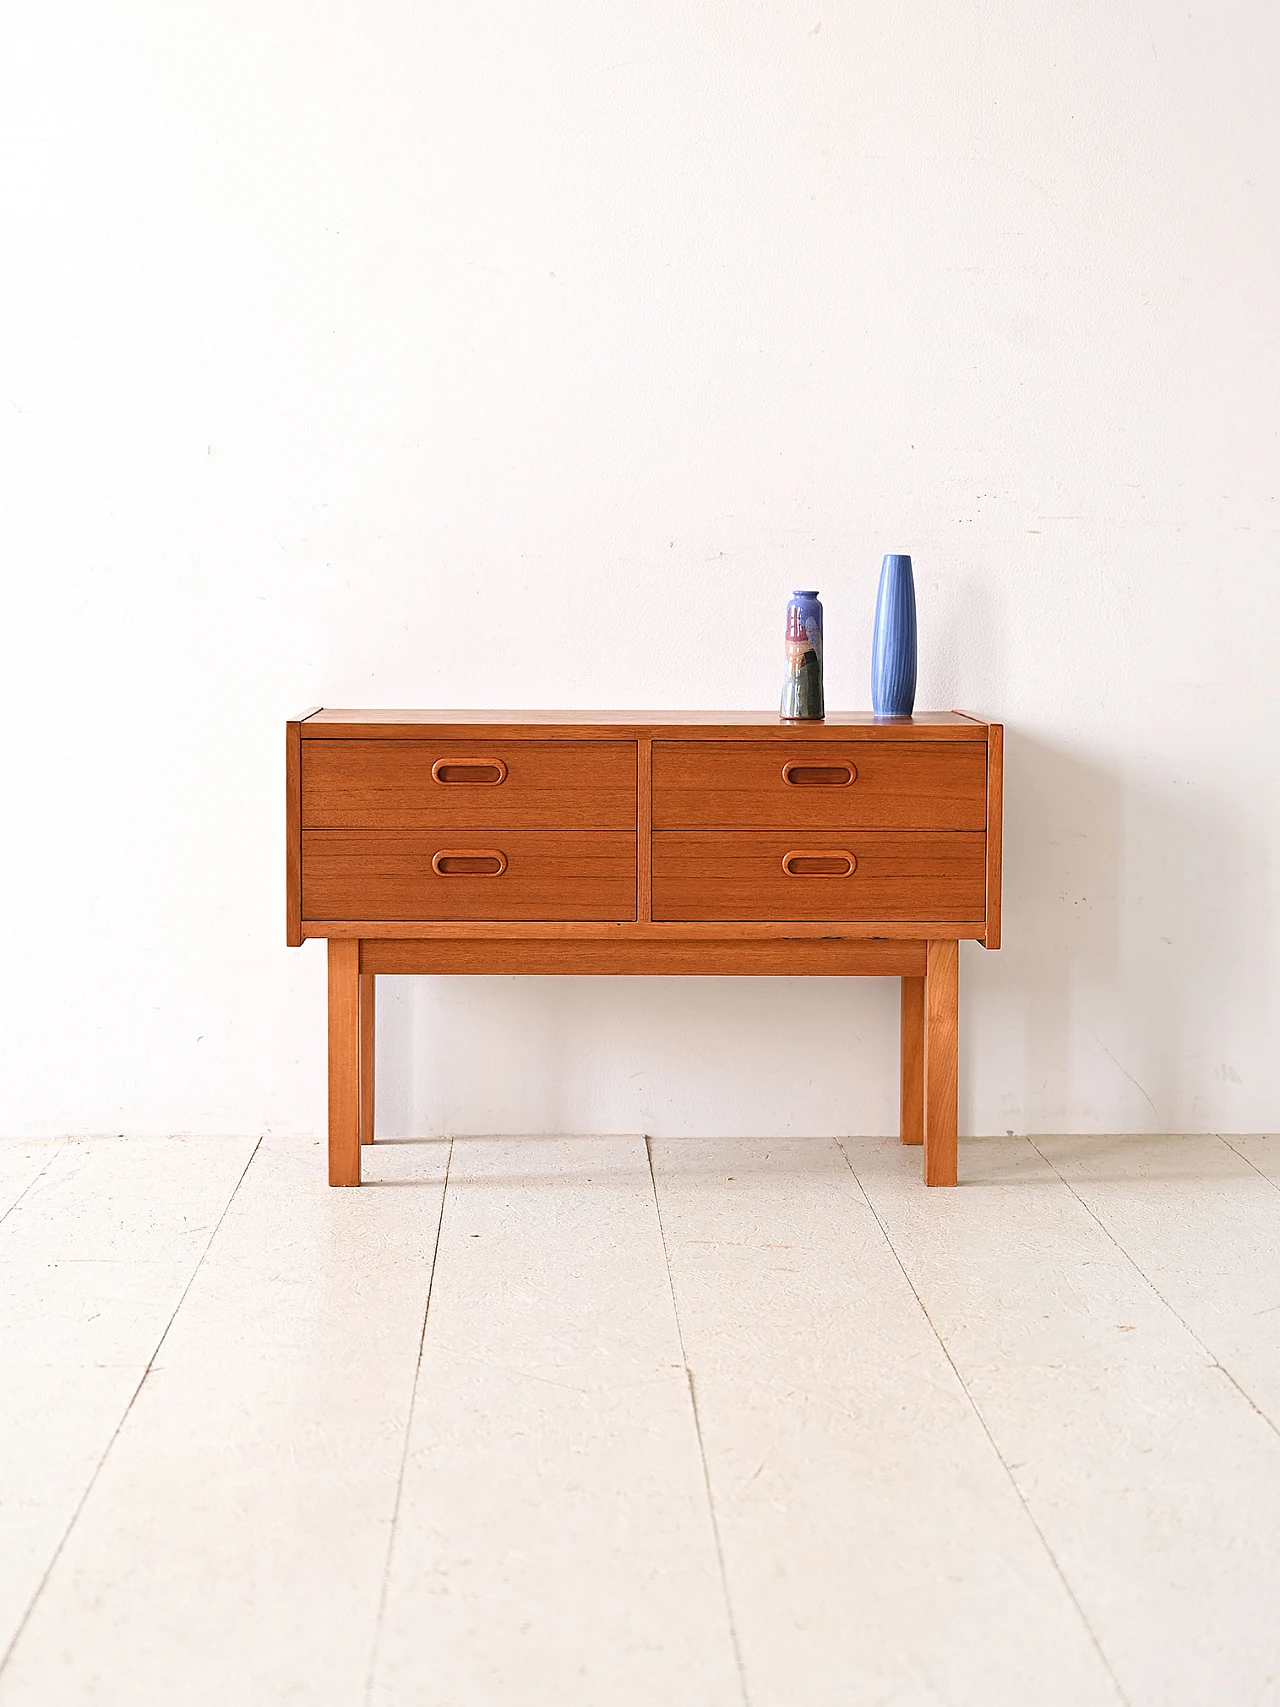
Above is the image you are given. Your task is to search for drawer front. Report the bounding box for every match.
[303,831,637,921]
[651,832,986,922]
[652,741,986,831]
[302,740,637,830]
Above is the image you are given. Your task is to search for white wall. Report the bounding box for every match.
[2,2,1277,1140]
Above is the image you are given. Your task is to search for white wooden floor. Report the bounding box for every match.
[2,1134,1279,1707]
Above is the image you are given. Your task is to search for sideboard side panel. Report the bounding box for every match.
[984,724,1003,949]
[286,720,303,946]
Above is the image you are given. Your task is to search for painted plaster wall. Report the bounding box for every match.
[3,2,1277,1137]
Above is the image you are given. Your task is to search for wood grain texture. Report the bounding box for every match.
[900,976,925,1146]
[359,937,926,977]
[305,918,982,942]
[303,831,638,923]
[288,710,1004,1192]
[286,710,322,948]
[924,939,959,1186]
[652,831,986,923]
[286,721,303,947]
[327,940,361,1187]
[359,972,375,1146]
[985,722,1004,950]
[653,741,987,831]
[302,740,638,830]
[637,737,653,922]
[301,710,988,741]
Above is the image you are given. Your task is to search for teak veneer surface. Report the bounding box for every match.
[653,740,986,831]
[327,940,360,1187]
[925,939,960,1186]
[302,709,989,741]
[286,719,304,946]
[303,739,637,830]
[984,721,1004,950]
[289,710,1002,1186]
[900,977,926,1146]
[302,829,638,922]
[359,937,927,978]
[651,831,987,922]
[302,919,981,941]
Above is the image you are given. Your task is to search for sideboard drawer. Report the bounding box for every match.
[302,831,637,921]
[651,831,986,922]
[302,740,637,830]
[652,741,986,831]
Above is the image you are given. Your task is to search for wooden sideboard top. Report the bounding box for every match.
[297,709,991,741]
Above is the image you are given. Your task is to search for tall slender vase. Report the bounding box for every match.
[780,589,824,719]
[871,554,916,717]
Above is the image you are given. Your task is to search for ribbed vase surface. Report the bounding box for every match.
[871,554,917,717]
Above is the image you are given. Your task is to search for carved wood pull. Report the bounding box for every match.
[431,849,508,877]
[781,761,856,786]
[781,850,857,877]
[431,758,509,785]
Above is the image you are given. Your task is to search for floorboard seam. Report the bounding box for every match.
[363,1136,454,1707]
[1220,1135,1280,1196]
[1027,1137,1280,1443]
[644,1136,752,1707]
[0,1134,262,1686]
[0,1138,70,1234]
[836,1139,1133,1707]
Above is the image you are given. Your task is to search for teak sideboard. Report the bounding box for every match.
[286,710,1003,1188]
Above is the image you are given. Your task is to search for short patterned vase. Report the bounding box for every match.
[871,554,917,717]
[780,589,824,719]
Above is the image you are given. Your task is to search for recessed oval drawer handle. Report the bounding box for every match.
[781,849,857,877]
[781,761,856,787]
[431,849,508,877]
[431,758,509,785]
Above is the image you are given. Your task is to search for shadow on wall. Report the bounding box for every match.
[972,729,1259,1133]
[374,970,900,1141]
[371,728,1260,1140]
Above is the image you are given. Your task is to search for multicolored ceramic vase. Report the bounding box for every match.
[871,554,917,717]
[780,590,824,719]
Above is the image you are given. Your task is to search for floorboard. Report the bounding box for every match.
[1037,1134,1280,1433]
[0,1136,255,1673]
[849,1135,1280,1707]
[4,1132,1280,1707]
[0,1136,449,1707]
[651,1136,1123,1707]
[0,1140,67,1224]
[369,1136,742,1707]
[1224,1132,1280,1188]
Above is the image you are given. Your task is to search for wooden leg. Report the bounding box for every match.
[924,940,958,1187]
[359,971,375,1146]
[900,976,924,1145]
[328,939,361,1186]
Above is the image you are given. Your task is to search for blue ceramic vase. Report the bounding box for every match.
[871,554,916,717]
[780,590,824,719]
